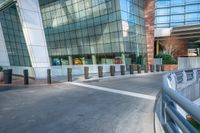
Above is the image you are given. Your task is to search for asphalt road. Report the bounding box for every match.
[0,73,163,133]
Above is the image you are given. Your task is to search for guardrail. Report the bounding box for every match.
[162,68,200,133]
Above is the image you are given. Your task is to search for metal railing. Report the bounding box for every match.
[162,68,200,133]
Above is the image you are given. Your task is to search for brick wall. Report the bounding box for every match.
[174,41,188,58]
[163,64,178,71]
[145,0,155,65]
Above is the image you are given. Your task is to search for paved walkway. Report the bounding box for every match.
[0,73,163,133]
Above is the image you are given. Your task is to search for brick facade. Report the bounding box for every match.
[174,41,188,58]
[145,0,155,65]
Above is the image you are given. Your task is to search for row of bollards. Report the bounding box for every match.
[3,69,29,85]
[62,64,164,83]
[2,64,164,85]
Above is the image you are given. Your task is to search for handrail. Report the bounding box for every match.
[163,86,200,123]
[162,68,200,133]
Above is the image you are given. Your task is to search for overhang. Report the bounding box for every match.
[155,24,200,41]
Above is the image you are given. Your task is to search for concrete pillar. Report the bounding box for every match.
[17,0,50,79]
[68,55,73,65]
[156,40,160,55]
[92,55,97,65]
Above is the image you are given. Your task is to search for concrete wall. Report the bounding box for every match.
[178,57,200,69]
[154,28,171,37]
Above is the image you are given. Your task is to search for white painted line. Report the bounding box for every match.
[68,82,156,100]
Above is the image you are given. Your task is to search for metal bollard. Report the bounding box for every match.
[161,65,164,71]
[120,65,125,75]
[98,66,103,78]
[144,65,148,73]
[84,67,89,79]
[3,69,12,84]
[137,65,141,73]
[156,65,161,72]
[110,65,115,76]
[47,69,51,84]
[129,64,134,75]
[67,68,72,82]
[24,69,29,85]
[150,64,154,72]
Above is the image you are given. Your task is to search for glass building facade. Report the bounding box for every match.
[39,0,147,66]
[0,4,31,66]
[155,0,200,28]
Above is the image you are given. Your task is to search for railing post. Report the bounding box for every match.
[137,64,141,73]
[129,64,134,74]
[47,69,51,84]
[98,66,103,78]
[67,68,72,82]
[24,69,29,85]
[162,70,200,132]
[120,65,125,75]
[110,65,115,76]
[84,66,89,79]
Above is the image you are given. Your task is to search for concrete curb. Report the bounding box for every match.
[0,71,167,87]
[79,71,166,83]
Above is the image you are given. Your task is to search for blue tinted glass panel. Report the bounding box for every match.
[156,16,170,23]
[156,0,170,8]
[156,8,170,15]
[171,6,184,14]
[171,15,184,22]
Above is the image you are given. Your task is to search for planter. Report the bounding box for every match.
[163,64,178,71]
[0,72,3,81]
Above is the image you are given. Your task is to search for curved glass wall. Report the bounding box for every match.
[40,0,146,65]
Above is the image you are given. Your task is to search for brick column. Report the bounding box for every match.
[145,0,155,65]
